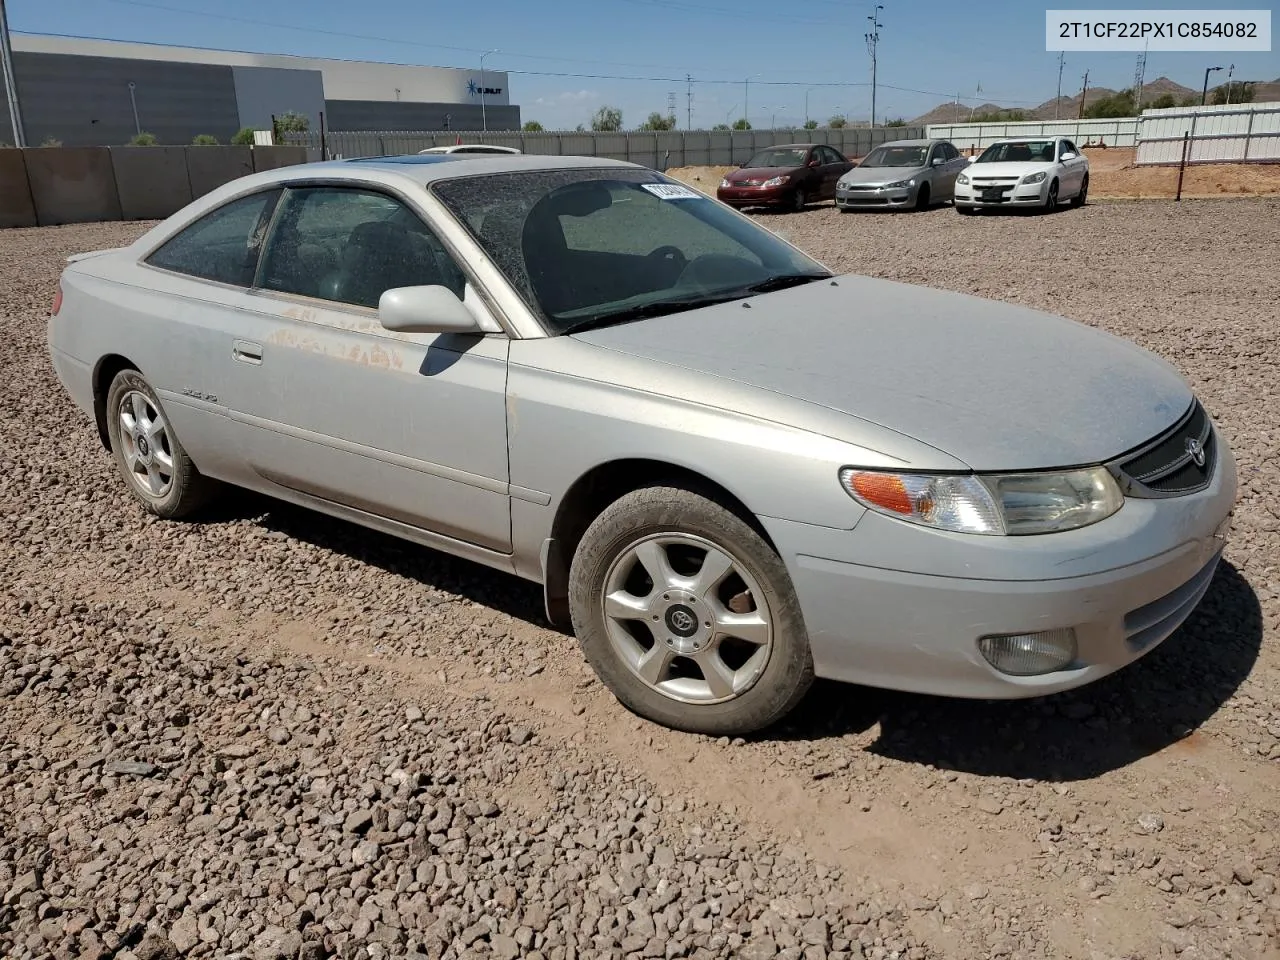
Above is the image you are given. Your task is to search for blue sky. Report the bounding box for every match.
[9,0,1279,128]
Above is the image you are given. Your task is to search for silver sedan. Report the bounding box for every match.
[48,154,1237,736]
[836,138,970,211]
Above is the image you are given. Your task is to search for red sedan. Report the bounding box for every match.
[717,143,855,212]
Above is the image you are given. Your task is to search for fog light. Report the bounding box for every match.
[978,629,1077,676]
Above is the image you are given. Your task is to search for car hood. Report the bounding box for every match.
[839,165,927,185]
[570,275,1192,471]
[967,161,1056,176]
[724,166,799,182]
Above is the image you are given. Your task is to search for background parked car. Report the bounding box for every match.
[954,137,1090,213]
[419,144,522,155]
[717,144,854,212]
[835,138,968,212]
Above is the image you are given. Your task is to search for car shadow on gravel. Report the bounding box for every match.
[205,491,550,626]
[767,560,1263,782]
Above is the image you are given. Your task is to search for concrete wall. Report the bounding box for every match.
[233,66,327,134]
[9,51,242,147]
[322,100,521,133]
[0,149,37,228]
[0,144,309,227]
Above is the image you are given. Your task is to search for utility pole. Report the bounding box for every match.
[1134,44,1147,112]
[667,90,676,127]
[1224,63,1235,105]
[1201,64,1223,105]
[968,83,981,122]
[686,74,692,129]
[1077,69,1089,120]
[479,48,498,133]
[0,0,26,148]
[865,4,883,128]
[1054,51,1066,120]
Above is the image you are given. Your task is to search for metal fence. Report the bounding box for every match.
[1134,102,1280,165]
[925,118,1140,150]
[281,126,927,169]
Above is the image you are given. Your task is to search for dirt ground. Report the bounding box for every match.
[3,199,1280,960]
[667,148,1280,200]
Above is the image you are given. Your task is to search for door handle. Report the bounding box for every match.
[232,339,263,365]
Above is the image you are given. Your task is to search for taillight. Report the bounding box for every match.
[52,285,63,316]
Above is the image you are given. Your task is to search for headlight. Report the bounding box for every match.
[884,179,914,189]
[763,175,789,187]
[1020,171,1047,184]
[839,466,1123,535]
[956,173,969,185]
[720,178,731,188]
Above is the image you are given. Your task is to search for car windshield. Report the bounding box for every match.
[431,168,831,334]
[976,140,1057,163]
[860,145,928,167]
[744,148,809,168]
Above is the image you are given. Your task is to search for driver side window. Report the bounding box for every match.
[258,187,467,309]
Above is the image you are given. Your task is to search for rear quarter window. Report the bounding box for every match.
[145,190,281,286]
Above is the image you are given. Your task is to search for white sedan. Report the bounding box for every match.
[954,137,1089,214]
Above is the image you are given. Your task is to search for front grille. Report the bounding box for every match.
[1111,399,1215,497]
[733,179,763,187]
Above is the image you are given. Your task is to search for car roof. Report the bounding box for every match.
[991,136,1061,143]
[755,143,824,150]
[245,153,644,188]
[874,138,938,147]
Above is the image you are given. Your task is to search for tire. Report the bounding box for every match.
[914,182,931,212]
[956,204,974,215]
[1071,173,1089,207]
[105,369,218,519]
[568,485,815,736]
[1043,178,1059,212]
[791,188,807,212]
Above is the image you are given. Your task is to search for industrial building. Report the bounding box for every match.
[0,33,521,147]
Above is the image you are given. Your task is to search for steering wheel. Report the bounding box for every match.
[647,245,688,269]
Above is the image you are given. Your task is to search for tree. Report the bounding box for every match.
[828,115,847,128]
[732,118,752,130]
[639,111,676,131]
[1212,81,1255,105]
[803,119,818,130]
[1178,95,1200,107]
[885,117,907,127]
[575,124,586,132]
[522,120,544,132]
[275,111,309,133]
[1084,87,1136,119]
[1148,93,1177,110]
[231,127,256,145]
[129,132,159,146]
[712,123,730,130]
[591,106,623,132]
[970,108,1027,123]
[191,134,219,145]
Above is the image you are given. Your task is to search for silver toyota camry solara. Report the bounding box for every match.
[48,153,1237,736]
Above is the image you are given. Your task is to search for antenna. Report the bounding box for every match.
[1055,51,1066,120]
[865,4,883,128]
[1134,43,1148,112]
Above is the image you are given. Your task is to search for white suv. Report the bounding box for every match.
[954,137,1089,214]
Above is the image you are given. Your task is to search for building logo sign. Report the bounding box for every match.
[467,79,503,97]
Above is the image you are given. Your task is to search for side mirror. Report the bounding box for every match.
[807,158,820,168]
[1060,152,1077,160]
[378,285,481,335]
[931,157,945,166]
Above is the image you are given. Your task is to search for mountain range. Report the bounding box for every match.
[909,76,1280,126]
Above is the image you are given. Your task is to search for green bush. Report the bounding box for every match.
[828,115,847,129]
[803,119,818,130]
[231,127,256,145]
[522,120,544,132]
[130,132,159,146]
[275,111,309,133]
[732,118,751,130]
[191,134,219,145]
[40,137,63,148]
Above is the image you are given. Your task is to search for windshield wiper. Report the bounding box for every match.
[560,294,748,334]
[743,273,830,294]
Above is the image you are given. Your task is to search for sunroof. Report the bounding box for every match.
[345,155,466,164]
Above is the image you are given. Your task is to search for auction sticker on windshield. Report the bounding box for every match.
[642,183,703,200]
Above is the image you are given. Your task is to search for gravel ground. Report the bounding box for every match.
[3,199,1279,960]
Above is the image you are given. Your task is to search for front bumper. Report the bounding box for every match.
[954,178,1048,207]
[717,185,792,207]
[836,185,913,208]
[764,436,1238,699]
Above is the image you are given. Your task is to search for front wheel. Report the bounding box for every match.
[1043,178,1059,212]
[956,204,974,215]
[791,188,807,212]
[913,182,931,212]
[568,485,815,736]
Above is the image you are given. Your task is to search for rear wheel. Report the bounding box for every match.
[568,485,815,736]
[1071,173,1089,207]
[105,369,219,518]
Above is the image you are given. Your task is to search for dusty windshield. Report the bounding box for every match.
[744,148,809,168]
[431,169,830,333]
[861,145,927,167]
[977,141,1057,163]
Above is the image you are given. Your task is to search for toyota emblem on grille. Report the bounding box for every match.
[1185,436,1206,468]
[670,609,695,632]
